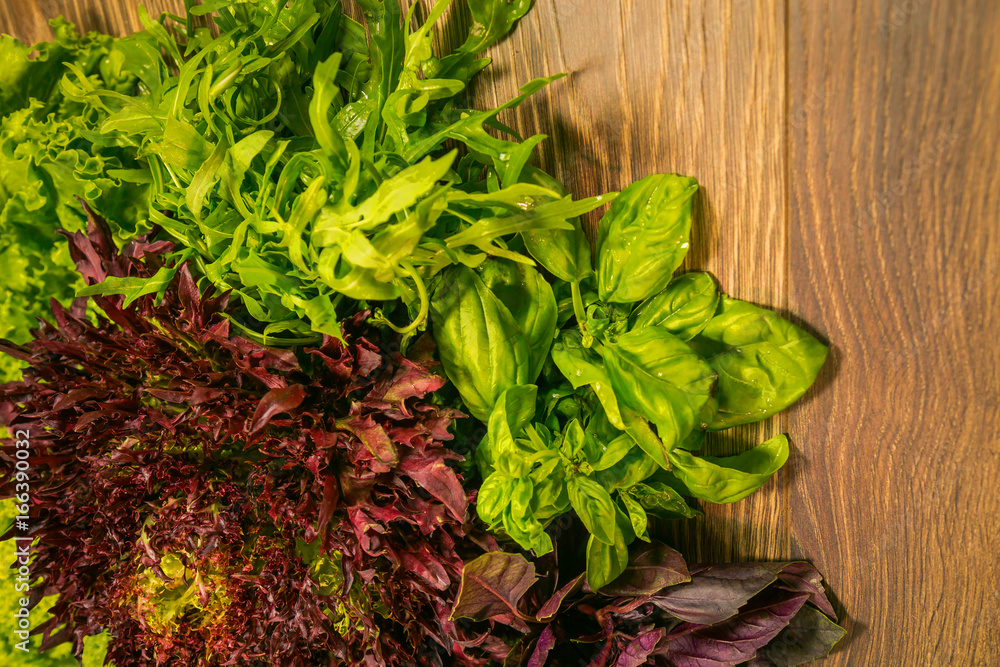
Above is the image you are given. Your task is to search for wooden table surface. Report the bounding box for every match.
[4,1,999,665]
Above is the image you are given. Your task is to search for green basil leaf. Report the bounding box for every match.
[499,478,543,553]
[516,166,594,284]
[551,331,624,429]
[593,446,660,491]
[631,271,720,340]
[558,418,587,460]
[666,434,790,504]
[479,384,537,477]
[619,491,649,542]
[592,433,635,471]
[677,425,706,452]
[530,464,569,519]
[602,327,715,450]
[502,499,553,556]
[585,517,628,591]
[567,475,617,545]
[596,173,698,303]
[521,217,592,285]
[479,259,558,382]
[430,264,532,422]
[618,407,672,471]
[629,481,701,519]
[477,473,513,525]
[521,220,593,286]
[690,296,829,429]
[583,402,621,443]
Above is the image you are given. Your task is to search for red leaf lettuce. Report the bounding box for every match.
[0,210,498,666]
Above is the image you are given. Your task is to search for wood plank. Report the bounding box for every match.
[787,0,1000,664]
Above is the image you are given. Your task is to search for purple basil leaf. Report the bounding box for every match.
[616,628,666,667]
[762,605,847,667]
[602,542,690,597]
[536,573,585,621]
[527,625,558,667]
[774,562,837,619]
[654,562,789,624]
[504,640,529,667]
[661,592,809,667]
[452,552,537,622]
[589,639,614,667]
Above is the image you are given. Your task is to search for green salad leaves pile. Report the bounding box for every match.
[45,0,610,347]
[0,19,151,382]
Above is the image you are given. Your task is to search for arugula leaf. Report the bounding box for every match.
[77,264,181,307]
[460,0,533,54]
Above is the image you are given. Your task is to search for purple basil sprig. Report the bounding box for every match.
[452,541,845,666]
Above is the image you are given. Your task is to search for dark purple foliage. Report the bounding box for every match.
[451,541,844,667]
[0,211,498,666]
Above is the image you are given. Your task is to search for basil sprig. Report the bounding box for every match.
[433,174,828,591]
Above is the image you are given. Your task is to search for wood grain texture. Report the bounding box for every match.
[0,0,182,44]
[786,1,1000,665]
[2,1,998,665]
